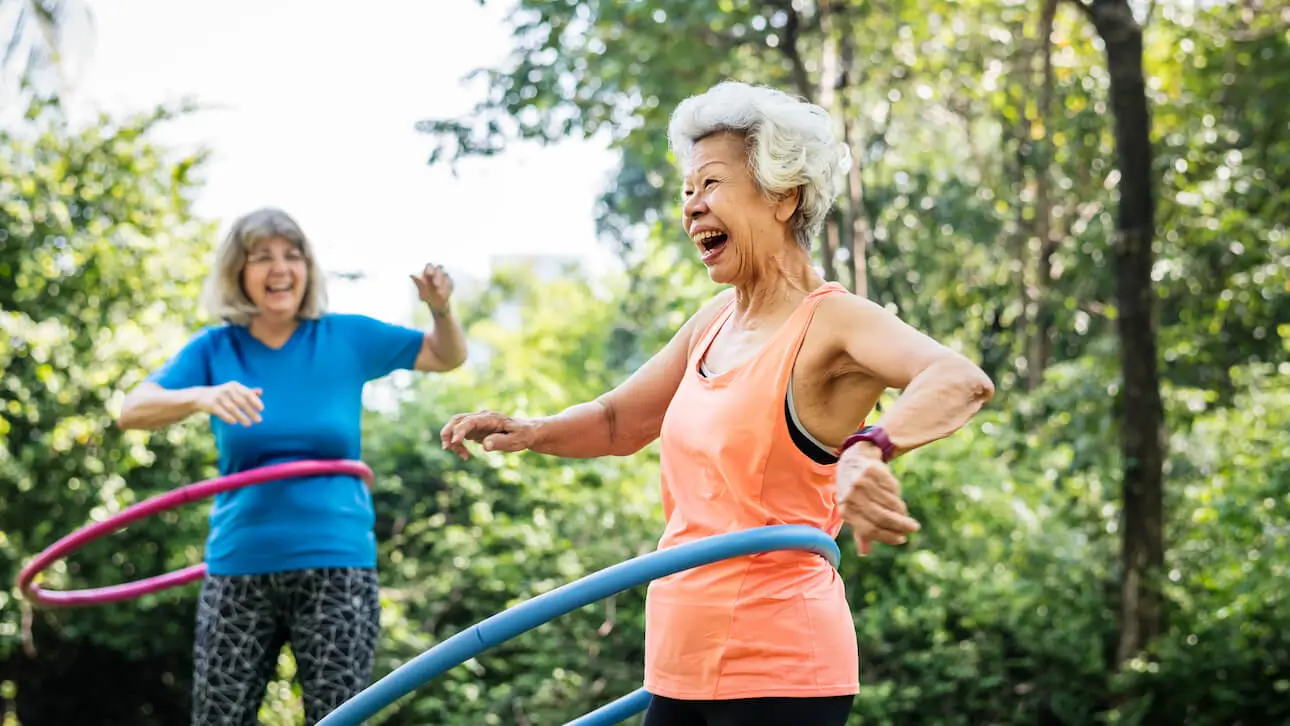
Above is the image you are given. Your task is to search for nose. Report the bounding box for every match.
[682,192,707,227]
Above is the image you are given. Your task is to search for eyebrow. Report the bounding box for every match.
[686,160,726,180]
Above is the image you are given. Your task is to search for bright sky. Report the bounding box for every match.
[66,0,622,325]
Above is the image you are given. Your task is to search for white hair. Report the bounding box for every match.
[667,81,851,250]
[200,207,329,326]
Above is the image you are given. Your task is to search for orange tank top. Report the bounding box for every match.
[643,282,860,700]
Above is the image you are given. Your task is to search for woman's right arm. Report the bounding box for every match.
[440,290,733,460]
[118,381,263,430]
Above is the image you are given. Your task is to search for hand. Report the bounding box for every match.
[197,382,264,427]
[835,444,921,555]
[440,410,539,459]
[411,263,454,315]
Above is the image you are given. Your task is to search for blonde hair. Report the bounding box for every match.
[200,207,328,326]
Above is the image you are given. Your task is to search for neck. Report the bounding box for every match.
[248,314,299,347]
[732,243,825,320]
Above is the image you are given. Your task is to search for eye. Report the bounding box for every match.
[704,178,718,188]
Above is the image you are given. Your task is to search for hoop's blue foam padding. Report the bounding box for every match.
[565,687,654,726]
[318,524,842,726]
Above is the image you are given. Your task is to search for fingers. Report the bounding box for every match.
[842,461,908,511]
[845,493,921,539]
[851,529,872,557]
[235,384,264,416]
[209,402,241,426]
[837,462,920,553]
[418,264,441,287]
[417,264,454,303]
[440,412,472,450]
[229,384,263,426]
[855,486,912,521]
[439,411,514,459]
[846,514,919,547]
[852,473,908,515]
[429,264,452,286]
[208,383,263,426]
[439,413,472,459]
[837,459,902,501]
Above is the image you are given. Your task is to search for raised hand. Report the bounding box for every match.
[410,263,454,315]
[439,410,539,460]
[197,382,264,427]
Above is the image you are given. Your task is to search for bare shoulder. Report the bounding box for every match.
[678,287,736,349]
[694,287,736,326]
[802,290,885,367]
[812,289,956,384]
[814,289,891,331]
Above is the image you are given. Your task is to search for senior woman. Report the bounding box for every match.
[441,81,994,725]
[117,207,468,725]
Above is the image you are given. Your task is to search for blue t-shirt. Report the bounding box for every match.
[147,313,424,576]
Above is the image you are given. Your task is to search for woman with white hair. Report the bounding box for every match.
[441,81,994,725]
[118,207,468,725]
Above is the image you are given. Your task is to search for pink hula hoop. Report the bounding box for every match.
[17,459,374,608]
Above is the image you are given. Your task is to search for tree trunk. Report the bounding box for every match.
[1028,0,1060,390]
[840,116,869,296]
[1076,0,1166,667]
[1007,13,1034,384]
[816,0,840,283]
[837,35,872,297]
[821,217,840,283]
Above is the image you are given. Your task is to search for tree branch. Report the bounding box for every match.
[767,0,815,101]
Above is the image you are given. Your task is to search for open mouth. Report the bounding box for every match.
[694,230,728,260]
[266,283,293,295]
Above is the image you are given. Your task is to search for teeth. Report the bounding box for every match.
[693,230,725,242]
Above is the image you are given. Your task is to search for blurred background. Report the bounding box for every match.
[1,0,1287,724]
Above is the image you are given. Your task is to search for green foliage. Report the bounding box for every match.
[1151,9,1290,400]
[1,96,218,723]
[3,1,1288,725]
[1137,365,1290,725]
[404,1,1290,724]
[359,264,664,724]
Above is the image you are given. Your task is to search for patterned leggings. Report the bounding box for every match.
[190,567,381,726]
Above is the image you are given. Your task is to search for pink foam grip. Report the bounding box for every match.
[18,459,374,608]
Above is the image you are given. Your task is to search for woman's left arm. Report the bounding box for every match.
[819,295,995,554]
[410,263,468,372]
[414,307,468,372]
[821,294,995,457]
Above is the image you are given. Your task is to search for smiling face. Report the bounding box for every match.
[241,235,309,322]
[680,132,799,286]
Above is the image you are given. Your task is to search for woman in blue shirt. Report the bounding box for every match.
[117,207,468,725]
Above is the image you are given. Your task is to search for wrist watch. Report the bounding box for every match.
[840,425,895,462]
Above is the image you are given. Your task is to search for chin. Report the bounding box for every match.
[257,306,298,320]
[706,270,732,285]
[704,263,738,286]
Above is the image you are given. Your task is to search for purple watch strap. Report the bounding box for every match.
[840,425,895,462]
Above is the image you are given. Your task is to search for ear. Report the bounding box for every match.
[774,187,800,224]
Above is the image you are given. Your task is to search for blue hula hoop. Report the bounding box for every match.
[318,524,842,726]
